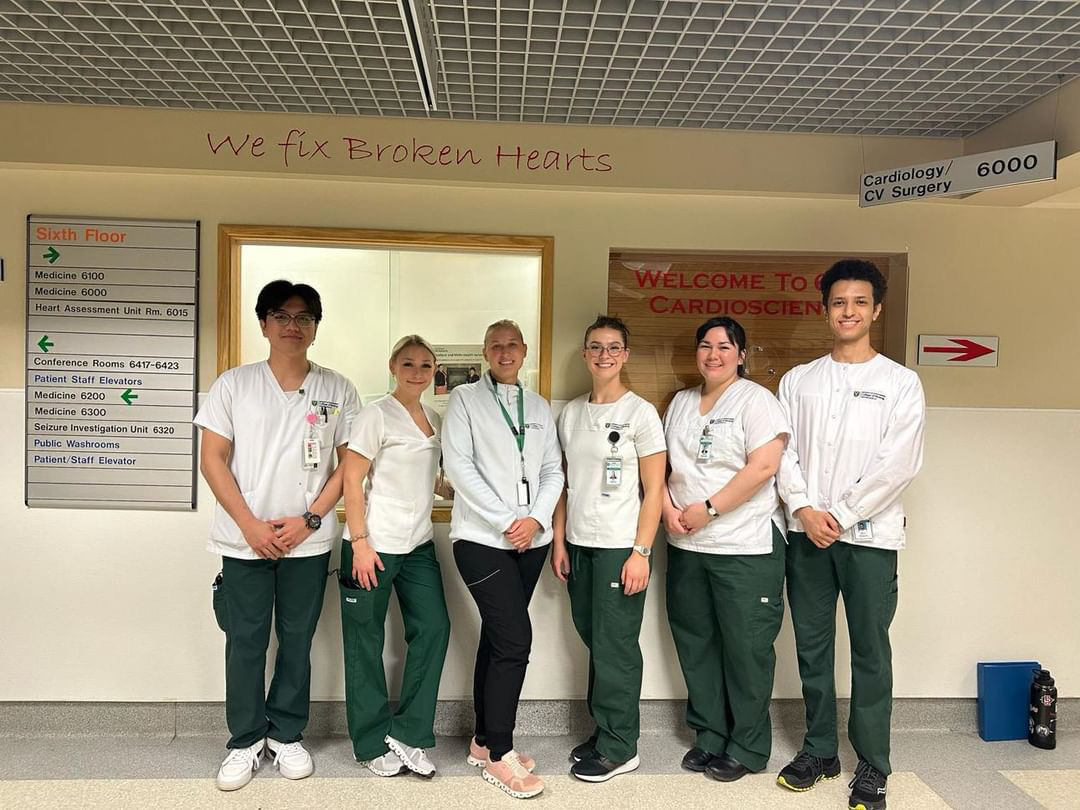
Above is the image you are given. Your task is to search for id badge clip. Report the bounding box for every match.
[517,477,531,507]
[603,430,623,490]
[697,427,713,462]
[603,457,623,489]
[302,415,321,470]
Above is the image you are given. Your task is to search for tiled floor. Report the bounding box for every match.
[0,730,1075,809]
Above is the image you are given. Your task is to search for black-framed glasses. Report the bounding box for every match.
[585,343,625,357]
[268,310,317,329]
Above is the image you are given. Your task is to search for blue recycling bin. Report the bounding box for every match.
[977,661,1039,741]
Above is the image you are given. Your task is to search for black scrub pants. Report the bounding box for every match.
[453,540,549,760]
[214,552,330,749]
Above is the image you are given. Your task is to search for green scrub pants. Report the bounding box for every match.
[666,526,786,772]
[786,531,898,775]
[214,551,330,749]
[339,540,451,761]
[566,543,649,764]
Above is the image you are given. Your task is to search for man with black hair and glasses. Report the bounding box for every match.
[775,260,924,810]
[195,279,359,791]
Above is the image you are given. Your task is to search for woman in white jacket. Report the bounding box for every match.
[442,319,564,800]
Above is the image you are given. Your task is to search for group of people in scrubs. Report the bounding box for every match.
[196,258,925,810]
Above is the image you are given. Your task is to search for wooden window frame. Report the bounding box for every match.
[216,224,555,523]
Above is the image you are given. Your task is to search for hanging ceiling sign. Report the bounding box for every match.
[25,215,199,510]
[917,335,999,367]
[860,141,1056,207]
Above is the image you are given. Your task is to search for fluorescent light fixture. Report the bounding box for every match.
[397,0,439,111]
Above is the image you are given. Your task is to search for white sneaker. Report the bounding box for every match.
[385,734,436,778]
[363,750,405,777]
[216,740,264,791]
[266,738,314,780]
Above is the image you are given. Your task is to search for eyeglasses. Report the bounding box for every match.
[585,343,625,357]
[268,311,317,329]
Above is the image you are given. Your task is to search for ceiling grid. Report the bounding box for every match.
[0,0,1077,136]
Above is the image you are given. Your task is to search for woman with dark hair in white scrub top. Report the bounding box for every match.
[552,315,667,783]
[663,316,791,785]
[339,335,451,779]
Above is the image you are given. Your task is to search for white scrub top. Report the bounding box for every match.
[194,360,359,560]
[664,378,789,555]
[343,394,441,555]
[558,391,666,549]
[777,353,925,550]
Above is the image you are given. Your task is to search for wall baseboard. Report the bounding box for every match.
[5,698,1069,739]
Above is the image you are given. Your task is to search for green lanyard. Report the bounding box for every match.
[490,373,526,455]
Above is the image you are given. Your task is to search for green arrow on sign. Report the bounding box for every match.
[43,246,60,264]
[37,335,54,353]
[121,388,138,405]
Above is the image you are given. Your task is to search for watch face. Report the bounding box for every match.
[306,513,321,530]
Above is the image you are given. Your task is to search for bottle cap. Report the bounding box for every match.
[1033,668,1055,686]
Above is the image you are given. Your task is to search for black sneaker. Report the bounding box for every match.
[848,759,888,810]
[777,751,842,791]
[571,753,641,783]
[569,736,598,763]
[681,746,713,772]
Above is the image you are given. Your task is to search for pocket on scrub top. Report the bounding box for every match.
[211,572,228,633]
[365,492,415,544]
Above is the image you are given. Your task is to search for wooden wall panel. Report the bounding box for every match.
[609,252,901,412]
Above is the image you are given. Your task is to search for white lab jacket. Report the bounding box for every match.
[442,374,564,550]
[777,353,926,550]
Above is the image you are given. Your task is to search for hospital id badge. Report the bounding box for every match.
[517,477,531,506]
[603,457,623,489]
[697,433,713,462]
[303,436,321,470]
[854,519,874,541]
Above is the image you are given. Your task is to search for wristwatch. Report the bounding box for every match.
[302,511,322,531]
[705,499,719,518]
[632,545,652,558]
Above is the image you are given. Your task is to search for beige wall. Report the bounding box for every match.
[3,165,1079,408]
[2,104,1079,701]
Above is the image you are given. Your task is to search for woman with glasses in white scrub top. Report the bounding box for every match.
[339,335,451,780]
[552,315,666,784]
[663,316,790,785]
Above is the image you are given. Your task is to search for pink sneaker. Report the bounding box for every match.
[482,751,544,799]
[467,737,535,772]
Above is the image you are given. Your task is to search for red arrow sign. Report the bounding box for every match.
[922,338,995,362]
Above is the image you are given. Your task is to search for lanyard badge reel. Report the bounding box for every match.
[697,424,713,462]
[603,430,622,490]
[492,377,531,507]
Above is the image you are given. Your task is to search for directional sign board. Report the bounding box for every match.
[860,141,1056,207]
[26,216,199,509]
[917,335,999,367]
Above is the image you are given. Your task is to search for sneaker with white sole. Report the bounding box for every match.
[266,738,314,780]
[571,753,641,783]
[362,750,405,777]
[482,750,544,799]
[216,740,264,791]
[385,734,436,778]
[467,737,536,772]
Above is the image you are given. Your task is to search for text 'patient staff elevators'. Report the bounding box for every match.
[25,215,200,510]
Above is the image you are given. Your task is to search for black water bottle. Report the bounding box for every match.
[1028,668,1057,750]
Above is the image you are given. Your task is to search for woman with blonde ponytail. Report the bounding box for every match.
[339,335,451,779]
